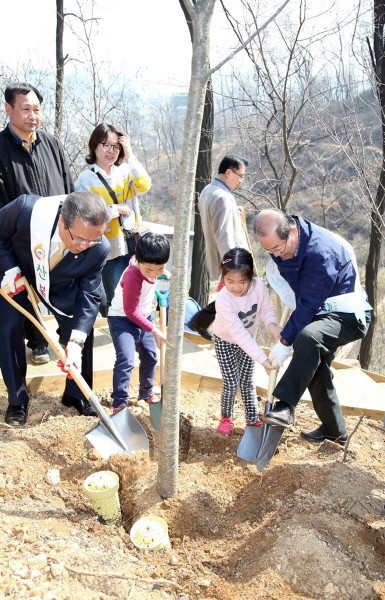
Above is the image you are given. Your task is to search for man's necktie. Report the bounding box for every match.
[49,241,66,270]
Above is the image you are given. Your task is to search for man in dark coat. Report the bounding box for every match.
[0,191,110,426]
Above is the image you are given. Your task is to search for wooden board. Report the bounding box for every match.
[0,321,384,421]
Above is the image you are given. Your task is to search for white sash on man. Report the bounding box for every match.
[30,195,72,317]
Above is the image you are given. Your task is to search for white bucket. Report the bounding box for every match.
[130,516,170,551]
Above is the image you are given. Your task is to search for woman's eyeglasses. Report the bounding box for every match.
[102,143,120,152]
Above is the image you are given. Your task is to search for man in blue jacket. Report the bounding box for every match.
[254,209,368,444]
[0,191,110,426]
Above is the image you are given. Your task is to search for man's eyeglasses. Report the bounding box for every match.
[67,228,103,246]
[102,143,121,152]
[230,168,245,180]
[261,237,288,256]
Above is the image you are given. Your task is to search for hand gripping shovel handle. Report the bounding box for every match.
[0,277,130,453]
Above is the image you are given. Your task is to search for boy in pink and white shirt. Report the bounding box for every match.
[108,232,170,412]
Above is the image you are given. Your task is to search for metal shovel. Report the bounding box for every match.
[237,305,291,470]
[0,278,149,460]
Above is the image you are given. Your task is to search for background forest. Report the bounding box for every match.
[1,0,385,372]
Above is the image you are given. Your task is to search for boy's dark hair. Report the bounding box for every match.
[5,83,43,106]
[220,247,254,281]
[218,154,248,174]
[135,232,170,265]
[86,123,125,166]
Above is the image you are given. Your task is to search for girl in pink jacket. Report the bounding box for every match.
[213,247,281,435]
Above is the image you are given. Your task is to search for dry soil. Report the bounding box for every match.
[0,384,384,600]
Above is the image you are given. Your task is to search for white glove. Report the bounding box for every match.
[269,340,292,367]
[1,266,22,293]
[64,341,82,371]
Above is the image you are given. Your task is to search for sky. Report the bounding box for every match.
[0,0,371,98]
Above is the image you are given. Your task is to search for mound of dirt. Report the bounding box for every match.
[0,386,384,600]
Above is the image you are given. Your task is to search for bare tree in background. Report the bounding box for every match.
[359,0,385,368]
[220,0,322,213]
[55,0,65,137]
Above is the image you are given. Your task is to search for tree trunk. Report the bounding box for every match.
[157,0,216,499]
[189,79,213,306]
[156,0,291,498]
[359,0,385,369]
[359,164,385,367]
[55,0,64,138]
[179,0,213,306]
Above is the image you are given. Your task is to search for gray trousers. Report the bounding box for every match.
[274,312,367,436]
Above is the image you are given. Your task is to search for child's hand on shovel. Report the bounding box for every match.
[152,326,167,349]
[262,358,278,375]
[57,341,83,378]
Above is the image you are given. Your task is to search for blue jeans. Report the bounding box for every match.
[102,254,132,308]
[108,314,157,408]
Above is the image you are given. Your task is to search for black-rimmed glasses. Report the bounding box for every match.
[102,143,120,152]
[230,168,245,180]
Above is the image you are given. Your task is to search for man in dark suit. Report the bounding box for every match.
[0,191,110,426]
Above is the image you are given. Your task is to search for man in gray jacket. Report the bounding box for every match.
[188,155,248,339]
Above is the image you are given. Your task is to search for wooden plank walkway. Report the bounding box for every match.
[1,319,384,420]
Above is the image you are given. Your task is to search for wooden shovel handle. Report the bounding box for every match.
[266,304,291,403]
[240,211,258,275]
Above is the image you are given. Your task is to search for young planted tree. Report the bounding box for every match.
[157,0,291,498]
[179,0,213,307]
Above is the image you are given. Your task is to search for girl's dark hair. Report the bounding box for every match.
[220,247,254,281]
[86,123,125,166]
[136,232,170,265]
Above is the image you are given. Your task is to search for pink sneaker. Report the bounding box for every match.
[139,394,160,404]
[216,417,234,435]
[244,420,263,431]
[113,403,127,414]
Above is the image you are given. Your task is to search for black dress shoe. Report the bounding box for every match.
[61,394,96,417]
[263,401,294,428]
[5,404,28,426]
[187,320,213,341]
[301,427,347,445]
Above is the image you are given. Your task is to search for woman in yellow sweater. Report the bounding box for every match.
[76,123,151,309]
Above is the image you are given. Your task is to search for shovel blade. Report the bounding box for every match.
[86,407,149,460]
[149,401,162,431]
[237,425,265,464]
[255,424,284,471]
